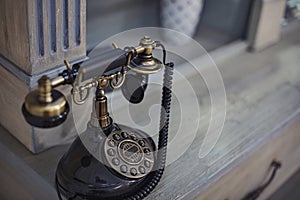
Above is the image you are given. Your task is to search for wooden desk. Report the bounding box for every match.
[0,25,300,200]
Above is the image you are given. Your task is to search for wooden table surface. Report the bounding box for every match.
[0,24,300,200]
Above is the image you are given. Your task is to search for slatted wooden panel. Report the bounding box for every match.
[0,65,77,153]
[0,0,86,74]
[0,0,30,71]
[0,25,299,199]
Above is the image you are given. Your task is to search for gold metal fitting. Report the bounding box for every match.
[95,89,111,128]
[24,76,67,118]
[72,67,127,105]
[127,36,163,74]
[136,36,156,55]
[38,76,53,103]
[128,56,162,74]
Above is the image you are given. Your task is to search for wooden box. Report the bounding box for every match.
[0,63,79,153]
[248,0,286,51]
[0,0,86,75]
[0,0,86,153]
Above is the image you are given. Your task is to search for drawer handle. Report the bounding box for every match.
[241,160,282,200]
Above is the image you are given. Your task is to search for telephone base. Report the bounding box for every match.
[56,123,157,200]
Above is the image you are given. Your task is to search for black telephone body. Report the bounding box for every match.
[22,36,174,200]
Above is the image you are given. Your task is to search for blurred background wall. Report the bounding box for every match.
[86,0,253,51]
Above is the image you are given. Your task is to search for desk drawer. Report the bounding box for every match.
[197,113,300,200]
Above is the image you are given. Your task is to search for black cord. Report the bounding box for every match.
[241,160,282,200]
[155,42,167,65]
[122,44,173,200]
[55,43,174,200]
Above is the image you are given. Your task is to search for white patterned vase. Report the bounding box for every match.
[160,0,203,44]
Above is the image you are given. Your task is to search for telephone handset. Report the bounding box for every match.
[22,36,174,200]
[121,73,148,104]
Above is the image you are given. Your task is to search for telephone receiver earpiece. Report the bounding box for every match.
[20,36,174,200]
[121,73,148,104]
[22,76,70,128]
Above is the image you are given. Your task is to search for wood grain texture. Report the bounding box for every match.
[147,26,300,199]
[0,126,68,185]
[0,22,299,200]
[0,0,86,75]
[0,0,87,152]
[195,112,300,200]
[0,66,32,150]
[26,0,87,74]
[248,0,286,51]
[0,65,77,153]
[0,0,30,71]
[0,142,57,200]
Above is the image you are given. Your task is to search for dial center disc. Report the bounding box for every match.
[118,140,144,165]
[104,130,155,179]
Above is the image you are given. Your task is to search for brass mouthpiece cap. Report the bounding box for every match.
[22,76,69,128]
[24,90,67,118]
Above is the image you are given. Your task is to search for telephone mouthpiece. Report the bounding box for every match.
[121,74,148,104]
[22,76,69,128]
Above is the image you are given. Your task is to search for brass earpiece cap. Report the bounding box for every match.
[24,90,67,118]
[24,76,67,118]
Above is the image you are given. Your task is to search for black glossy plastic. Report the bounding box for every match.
[56,123,156,200]
[121,73,148,104]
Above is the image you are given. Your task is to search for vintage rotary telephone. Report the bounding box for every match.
[22,36,174,200]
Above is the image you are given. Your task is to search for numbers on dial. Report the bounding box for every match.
[104,130,155,179]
